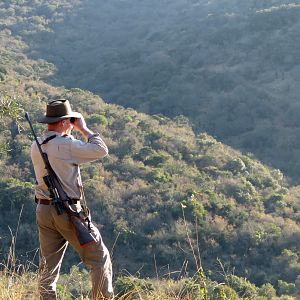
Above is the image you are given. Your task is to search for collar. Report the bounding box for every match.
[43,131,74,140]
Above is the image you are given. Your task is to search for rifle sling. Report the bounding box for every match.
[40,133,91,224]
[41,134,57,145]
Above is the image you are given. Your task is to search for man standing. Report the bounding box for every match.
[30,99,114,299]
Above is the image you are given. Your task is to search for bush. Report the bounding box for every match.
[0,65,7,81]
[181,193,206,220]
[145,130,163,144]
[147,169,171,183]
[113,138,137,159]
[224,158,246,175]
[212,284,239,300]
[134,146,156,161]
[221,179,257,205]
[264,193,287,213]
[278,280,296,296]
[114,275,154,297]
[144,153,169,167]
[226,275,258,298]
[86,113,108,126]
[179,278,207,300]
[195,155,219,168]
[57,266,91,299]
[258,283,276,299]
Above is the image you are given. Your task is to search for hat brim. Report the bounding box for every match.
[38,111,81,124]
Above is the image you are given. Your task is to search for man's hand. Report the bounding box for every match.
[72,114,94,139]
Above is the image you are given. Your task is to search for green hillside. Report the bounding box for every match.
[1,0,299,181]
[1,0,300,298]
[3,74,300,298]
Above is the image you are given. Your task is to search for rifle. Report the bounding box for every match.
[25,112,97,248]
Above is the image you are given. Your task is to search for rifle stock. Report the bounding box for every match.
[69,214,97,247]
[25,112,97,247]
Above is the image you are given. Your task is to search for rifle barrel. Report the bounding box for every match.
[25,112,46,159]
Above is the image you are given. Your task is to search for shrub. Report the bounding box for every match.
[221,179,257,205]
[258,283,276,299]
[224,158,246,175]
[145,130,163,144]
[113,138,137,159]
[277,296,296,300]
[114,275,154,297]
[56,266,91,299]
[278,280,296,296]
[134,146,156,161]
[264,193,287,213]
[147,169,171,183]
[86,113,108,126]
[0,66,7,81]
[181,193,206,220]
[179,278,207,300]
[212,284,239,300]
[195,155,219,168]
[144,153,169,167]
[226,275,258,298]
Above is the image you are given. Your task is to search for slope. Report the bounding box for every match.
[0,1,300,297]
[2,0,300,181]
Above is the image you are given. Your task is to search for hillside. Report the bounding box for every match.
[1,1,300,298]
[1,0,299,181]
[1,53,300,299]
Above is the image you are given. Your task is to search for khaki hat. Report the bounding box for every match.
[38,99,81,124]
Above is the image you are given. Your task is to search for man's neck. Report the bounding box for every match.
[47,128,64,134]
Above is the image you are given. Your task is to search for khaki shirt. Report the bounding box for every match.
[31,130,108,200]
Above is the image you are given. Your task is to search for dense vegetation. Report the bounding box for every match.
[1,0,299,181]
[3,75,300,299]
[1,0,300,298]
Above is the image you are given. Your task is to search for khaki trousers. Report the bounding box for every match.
[36,203,114,300]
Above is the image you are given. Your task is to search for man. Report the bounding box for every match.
[30,99,114,300]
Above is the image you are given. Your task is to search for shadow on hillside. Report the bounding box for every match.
[22,0,300,184]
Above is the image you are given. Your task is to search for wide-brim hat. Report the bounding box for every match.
[38,99,81,124]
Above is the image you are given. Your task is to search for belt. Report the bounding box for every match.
[35,198,80,205]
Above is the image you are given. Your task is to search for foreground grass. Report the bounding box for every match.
[0,232,296,299]
[0,268,210,300]
[0,275,194,300]
[1,268,299,300]
[0,270,38,300]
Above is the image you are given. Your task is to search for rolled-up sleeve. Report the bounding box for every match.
[70,134,108,164]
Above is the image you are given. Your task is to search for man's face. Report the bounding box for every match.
[62,118,74,135]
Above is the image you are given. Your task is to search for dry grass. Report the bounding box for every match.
[0,271,38,300]
[0,208,223,299]
[0,209,39,300]
[0,272,199,300]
